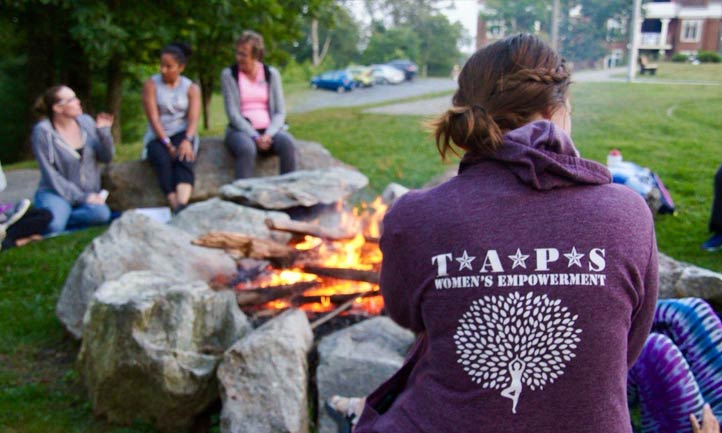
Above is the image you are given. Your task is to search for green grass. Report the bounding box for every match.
[614,62,722,83]
[2,64,722,432]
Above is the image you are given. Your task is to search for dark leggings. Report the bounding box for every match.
[146,131,195,195]
[710,164,722,232]
[2,208,52,249]
[224,129,297,179]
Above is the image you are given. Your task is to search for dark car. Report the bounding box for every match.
[387,59,418,81]
[310,70,356,93]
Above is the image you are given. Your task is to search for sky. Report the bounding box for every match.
[345,0,480,53]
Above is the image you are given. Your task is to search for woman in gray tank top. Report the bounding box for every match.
[142,42,200,213]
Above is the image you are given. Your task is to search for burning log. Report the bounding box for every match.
[308,289,381,330]
[292,290,379,306]
[236,281,320,306]
[301,265,379,284]
[193,231,298,266]
[264,218,356,241]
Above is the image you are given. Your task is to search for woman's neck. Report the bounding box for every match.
[52,115,77,130]
[241,61,258,78]
[163,75,181,88]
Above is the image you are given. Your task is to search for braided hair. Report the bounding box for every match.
[430,34,571,160]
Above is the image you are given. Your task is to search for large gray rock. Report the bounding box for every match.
[658,252,722,306]
[57,212,237,339]
[78,271,250,433]
[103,138,346,210]
[220,167,368,210]
[316,317,415,433]
[218,309,313,433]
[170,198,292,243]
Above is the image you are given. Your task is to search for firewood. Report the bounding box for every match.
[236,281,320,306]
[292,289,379,306]
[193,231,298,265]
[301,265,379,284]
[308,290,381,330]
[264,218,356,241]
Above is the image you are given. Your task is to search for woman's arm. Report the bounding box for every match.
[266,67,286,138]
[31,127,88,205]
[177,83,201,162]
[93,114,114,163]
[185,83,201,139]
[142,78,170,143]
[627,225,660,368]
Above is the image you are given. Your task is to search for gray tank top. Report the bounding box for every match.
[143,74,192,145]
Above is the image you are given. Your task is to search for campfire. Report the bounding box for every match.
[198,198,388,322]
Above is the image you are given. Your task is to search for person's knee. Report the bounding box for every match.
[226,131,257,158]
[87,205,111,225]
[45,214,67,234]
[273,132,296,154]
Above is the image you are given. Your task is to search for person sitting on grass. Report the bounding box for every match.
[702,165,722,251]
[31,85,113,235]
[0,161,51,251]
[142,42,200,214]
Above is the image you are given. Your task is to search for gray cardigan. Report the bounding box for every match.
[31,115,114,205]
[220,64,286,138]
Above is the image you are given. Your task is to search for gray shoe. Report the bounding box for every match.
[0,199,31,230]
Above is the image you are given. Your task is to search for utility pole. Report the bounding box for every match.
[551,0,560,50]
[627,0,642,82]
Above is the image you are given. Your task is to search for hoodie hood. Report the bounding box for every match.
[459,120,611,191]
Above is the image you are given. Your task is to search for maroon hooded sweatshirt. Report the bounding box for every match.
[355,120,658,433]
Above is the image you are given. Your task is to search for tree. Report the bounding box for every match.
[454,291,581,414]
[484,0,552,35]
[363,25,421,64]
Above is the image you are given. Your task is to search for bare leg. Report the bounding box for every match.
[167,192,179,210]
[176,183,192,206]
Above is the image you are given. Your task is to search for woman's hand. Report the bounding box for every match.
[691,404,720,433]
[96,112,114,128]
[86,193,105,205]
[177,139,195,162]
[256,134,272,151]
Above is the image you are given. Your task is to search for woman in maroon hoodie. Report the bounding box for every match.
[351,34,659,433]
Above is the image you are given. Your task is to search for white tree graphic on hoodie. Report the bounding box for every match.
[454,291,582,414]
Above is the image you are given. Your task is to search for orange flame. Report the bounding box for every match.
[239,197,389,314]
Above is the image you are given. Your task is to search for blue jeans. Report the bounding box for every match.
[34,190,111,235]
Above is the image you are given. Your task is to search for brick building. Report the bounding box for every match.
[641,0,722,57]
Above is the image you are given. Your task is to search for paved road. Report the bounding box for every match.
[289,77,458,113]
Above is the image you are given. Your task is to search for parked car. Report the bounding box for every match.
[370,64,405,85]
[310,70,356,93]
[387,59,418,81]
[346,66,374,87]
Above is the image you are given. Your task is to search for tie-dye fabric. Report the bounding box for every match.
[628,298,722,432]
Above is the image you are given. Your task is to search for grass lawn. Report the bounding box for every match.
[614,61,722,83]
[1,64,722,432]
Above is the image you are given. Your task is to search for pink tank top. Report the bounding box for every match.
[239,62,271,130]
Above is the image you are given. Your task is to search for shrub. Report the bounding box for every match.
[697,51,721,63]
[671,53,688,63]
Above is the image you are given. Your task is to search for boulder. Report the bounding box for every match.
[170,198,292,243]
[78,271,250,432]
[218,309,313,433]
[316,317,415,433]
[381,182,409,206]
[56,211,237,339]
[220,167,368,210]
[102,138,346,210]
[658,252,722,307]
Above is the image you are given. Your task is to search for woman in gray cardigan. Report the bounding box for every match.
[221,30,297,179]
[31,85,114,235]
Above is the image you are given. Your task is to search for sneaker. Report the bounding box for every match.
[0,199,30,230]
[702,233,722,251]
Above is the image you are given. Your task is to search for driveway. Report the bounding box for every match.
[289,77,458,113]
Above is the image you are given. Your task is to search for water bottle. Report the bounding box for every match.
[607,149,623,167]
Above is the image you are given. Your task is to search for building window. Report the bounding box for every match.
[486,20,505,39]
[680,20,702,43]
